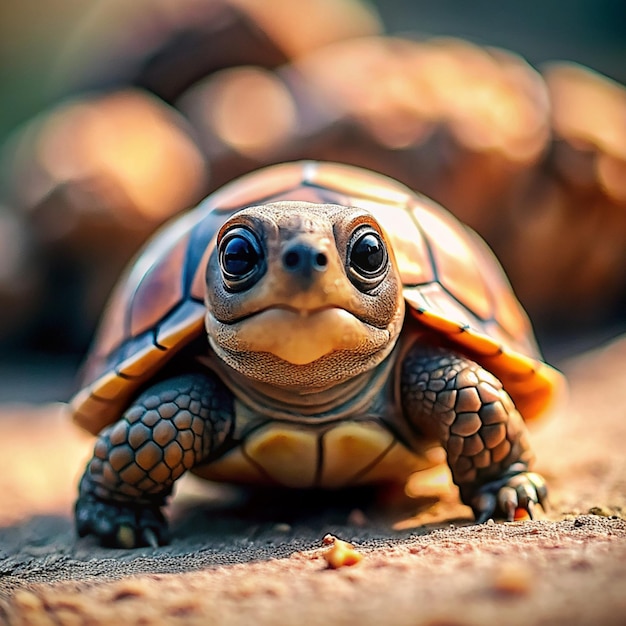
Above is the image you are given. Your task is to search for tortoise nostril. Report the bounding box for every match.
[314,252,328,269]
[283,244,328,274]
[284,250,301,270]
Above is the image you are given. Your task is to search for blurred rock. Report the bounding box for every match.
[547,62,626,205]
[3,89,207,225]
[52,0,382,102]
[178,65,303,189]
[494,63,626,328]
[1,90,207,351]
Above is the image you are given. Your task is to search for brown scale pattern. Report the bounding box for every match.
[400,345,533,495]
[83,373,233,503]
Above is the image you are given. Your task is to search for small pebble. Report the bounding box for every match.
[322,537,364,569]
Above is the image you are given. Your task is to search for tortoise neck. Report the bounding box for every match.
[196,347,398,422]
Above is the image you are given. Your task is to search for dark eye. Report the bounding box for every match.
[350,231,386,276]
[219,227,264,289]
[222,234,258,276]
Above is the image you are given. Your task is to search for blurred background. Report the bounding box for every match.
[0,0,625,403]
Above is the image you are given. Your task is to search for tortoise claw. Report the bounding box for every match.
[76,494,169,548]
[471,465,548,523]
[497,486,518,522]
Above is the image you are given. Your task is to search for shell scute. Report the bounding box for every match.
[129,231,189,338]
[114,332,164,379]
[404,284,483,335]
[307,161,412,205]
[156,300,207,350]
[88,370,128,403]
[465,226,533,345]
[90,275,134,364]
[208,161,306,212]
[414,203,492,322]
[267,185,341,205]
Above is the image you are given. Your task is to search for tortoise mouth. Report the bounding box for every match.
[207,306,391,365]
[226,304,357,324]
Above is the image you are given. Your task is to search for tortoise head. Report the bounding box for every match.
[205,202,405,390]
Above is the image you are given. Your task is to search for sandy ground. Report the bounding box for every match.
[0,335,625,625]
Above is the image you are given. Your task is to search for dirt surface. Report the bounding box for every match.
[1,336,625,625]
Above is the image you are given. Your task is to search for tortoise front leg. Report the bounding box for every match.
[75,372,234,548]
[400,344,548,523]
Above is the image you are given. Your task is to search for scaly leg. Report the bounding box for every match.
[401,344,547,522]
[75,372,234,547]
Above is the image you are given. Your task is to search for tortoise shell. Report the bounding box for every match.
[71,161,562,435]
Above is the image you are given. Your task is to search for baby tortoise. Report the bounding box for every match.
[71,161,564,548]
